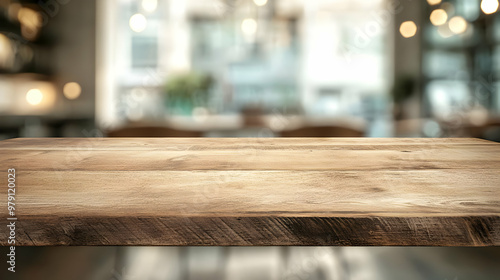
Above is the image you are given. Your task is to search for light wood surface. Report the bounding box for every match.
[1,138,499,246]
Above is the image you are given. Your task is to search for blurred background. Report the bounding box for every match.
[0,0,499,140]
[1,0,500,279]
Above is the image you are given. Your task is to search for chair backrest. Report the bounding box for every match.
[280,125,364,137]
[106,126,203,137]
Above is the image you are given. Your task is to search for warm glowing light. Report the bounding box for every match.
[449,16,467,34]
[430,9,448,26]
[399,21,417,38]
[481,0,499,14]
[63,82,82,100]
[26,89,43,105]
[253,0,268,6]
[17,7,42,40]
[241,18,258,35]
[0,33,14,69]
[0,34,9,53]
[427,0,442,5]
[129,14,147,32]
[142,0,157,13]
[17,7,42,28]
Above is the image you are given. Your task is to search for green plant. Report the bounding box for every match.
[164,72,213,102]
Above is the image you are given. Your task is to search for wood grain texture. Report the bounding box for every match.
[0,138,499,246]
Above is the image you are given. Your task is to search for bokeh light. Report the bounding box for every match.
[449,16,467,34]
[129,13,147,32]
[17,7,43,40]
[481,0,499,14]
[142,0,157,13]
[241,18,258,35]
[400,21,418,38]
[63,82,82,100]
[26,89,43,106]
[253,0,268,6]
[0,33,14,69]
[427,0,442,5]
[430,9,448,26]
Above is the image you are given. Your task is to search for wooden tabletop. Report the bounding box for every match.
[1,138,499,246]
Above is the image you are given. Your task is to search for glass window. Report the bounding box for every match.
[98,0,390,124]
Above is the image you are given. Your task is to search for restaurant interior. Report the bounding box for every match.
[1,0,500,279]
[1,0,500,140]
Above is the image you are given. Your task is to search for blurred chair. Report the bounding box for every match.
[241,106,266,127]
[280,125,364,137]
[464,118,500,142]
[106,125,203,137]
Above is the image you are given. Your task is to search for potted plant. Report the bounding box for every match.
[164,72,213,115]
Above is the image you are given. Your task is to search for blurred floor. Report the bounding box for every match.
[2,247,500,280]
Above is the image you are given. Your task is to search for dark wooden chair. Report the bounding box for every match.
[280,125,364,137]
[464,118,500,142]
[106,126,203,137]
